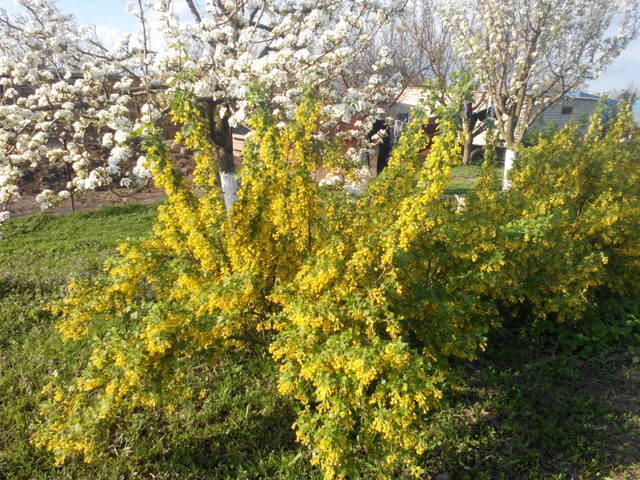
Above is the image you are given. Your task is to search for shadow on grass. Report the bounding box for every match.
[0,277,59,349]
[423,331,640,480]
[159,395,306,479]
[152,359,316,479]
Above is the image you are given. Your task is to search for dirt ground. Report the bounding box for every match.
[9,186,167,218]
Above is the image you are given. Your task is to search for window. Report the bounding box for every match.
[561,106,574,115]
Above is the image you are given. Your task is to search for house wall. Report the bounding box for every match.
[390,89,605,146]
[389,87,426,120]
[529,98,599,132]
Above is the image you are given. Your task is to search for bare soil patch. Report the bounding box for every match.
[10,186,167,218]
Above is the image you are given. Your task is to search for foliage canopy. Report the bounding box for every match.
[32,87,640,478]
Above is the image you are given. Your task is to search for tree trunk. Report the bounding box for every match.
[65,163,75,212]
[202,101,239,212]
[462,128,474,165]
[504,113,517,152]
[502,148,516,191]
[218,122,238,212]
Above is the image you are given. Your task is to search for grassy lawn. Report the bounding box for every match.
[445,165,503,195]
[1,204,639,479]
[0,204,315,480]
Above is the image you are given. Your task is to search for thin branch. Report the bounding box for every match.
[185,0,203,23]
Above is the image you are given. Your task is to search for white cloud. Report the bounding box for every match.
[588,39,640,93]
[144,0,195,51]
[93,24,127,49]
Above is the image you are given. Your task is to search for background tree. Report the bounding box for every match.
[0,0,154,220]
[609,82,640,105]
[0,0,400,220]
[349,0,457,87]
[443,0,640,150]
[351,0,490,164]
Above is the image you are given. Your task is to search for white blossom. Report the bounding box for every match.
[441,0,640,146]
[0,0,400,217]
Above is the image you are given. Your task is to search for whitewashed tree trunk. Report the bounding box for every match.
[220,171,239,211]
[502,149,516,191]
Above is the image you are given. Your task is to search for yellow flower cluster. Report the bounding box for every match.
[33,87,640,480]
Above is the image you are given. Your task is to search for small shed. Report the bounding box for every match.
[530,92,609,132]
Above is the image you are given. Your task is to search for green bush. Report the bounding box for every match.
[31,89,640,480]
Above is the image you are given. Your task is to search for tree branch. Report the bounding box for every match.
[185,0,202,23]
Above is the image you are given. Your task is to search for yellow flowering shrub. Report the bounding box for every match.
[482,106,640,328]
[32,86,640,479]
[32,89,340,466]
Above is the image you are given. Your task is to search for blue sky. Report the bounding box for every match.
[1,0,639,94]
[588,37,640,94]
[1,0,137,31]
[54,0,137,30]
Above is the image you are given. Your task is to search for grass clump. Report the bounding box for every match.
[0,203,318,480]
[1,204,640,479]
[445,165,502,195]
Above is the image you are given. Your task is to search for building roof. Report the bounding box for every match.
[564,92,600,100]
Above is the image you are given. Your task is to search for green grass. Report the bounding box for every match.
[0,204,317,480]
[421,338,640,479]
[1,203,639,479]
[0,204,159,345]
[444,165,503,195]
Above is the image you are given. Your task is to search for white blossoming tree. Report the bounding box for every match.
[0,0,155,218]
[0,0,399,221]
[351,0,491,164]
[154,0,399,208]
[442,0,640,150]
